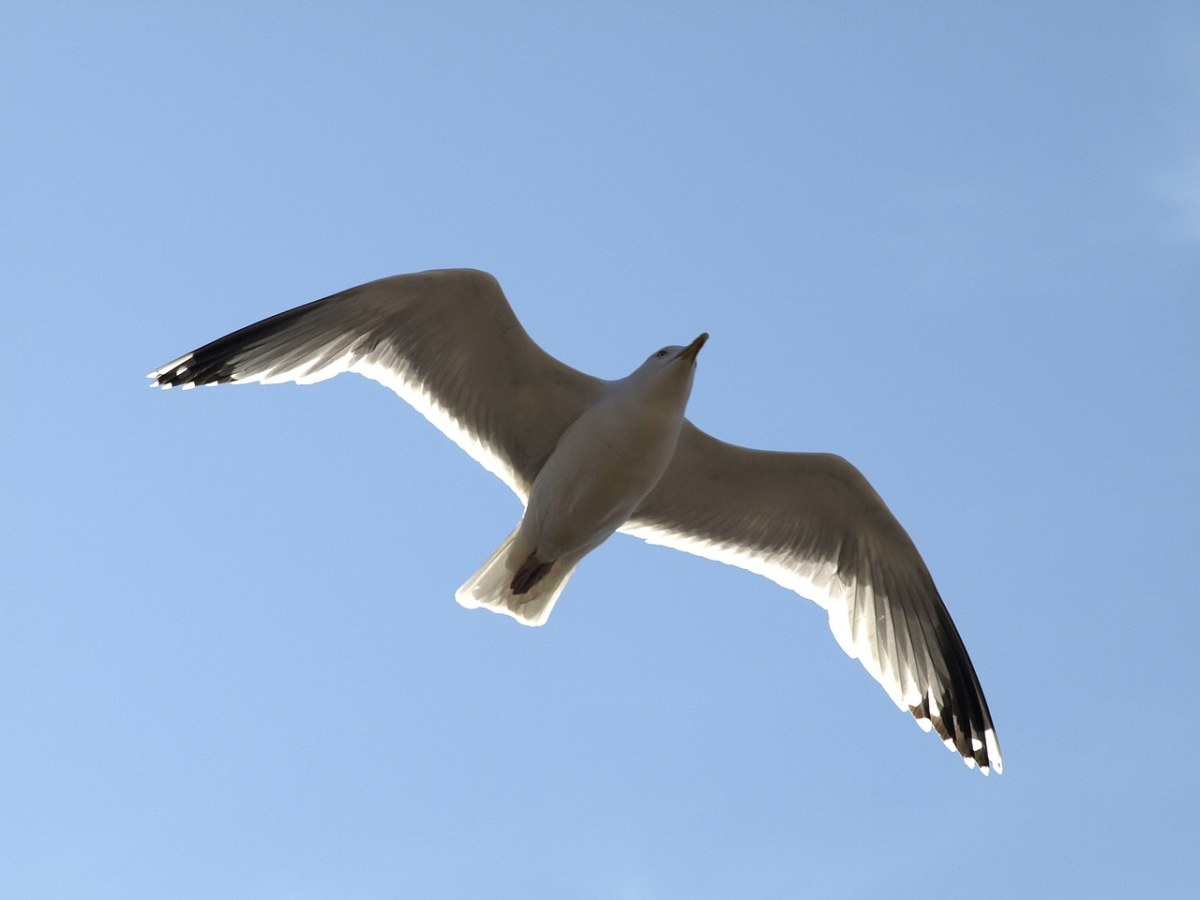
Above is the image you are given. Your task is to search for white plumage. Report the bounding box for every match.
[150,268,1001,774]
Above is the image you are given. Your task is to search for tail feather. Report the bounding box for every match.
[455,527,580,626]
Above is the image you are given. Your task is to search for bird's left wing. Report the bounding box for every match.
[621,422,1001,774]
[150,269,605,500]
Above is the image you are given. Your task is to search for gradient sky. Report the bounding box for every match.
[3,3,1198,898]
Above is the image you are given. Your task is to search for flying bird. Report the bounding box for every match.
[149,268,1001,774]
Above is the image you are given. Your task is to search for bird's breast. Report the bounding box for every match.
[519,394,686,559]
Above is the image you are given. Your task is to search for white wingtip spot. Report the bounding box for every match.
[148,352,195,382]
[985,729,1003,775]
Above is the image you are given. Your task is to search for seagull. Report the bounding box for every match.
[149,268,1001,775]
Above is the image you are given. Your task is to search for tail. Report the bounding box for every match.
[455,527,581,627]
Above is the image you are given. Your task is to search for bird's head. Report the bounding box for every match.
[625,332,708,405]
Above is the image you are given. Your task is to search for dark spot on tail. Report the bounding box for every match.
[511,554,554,595]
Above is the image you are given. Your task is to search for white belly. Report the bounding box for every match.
[513,394,683,564]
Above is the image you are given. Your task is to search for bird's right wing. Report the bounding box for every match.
[622,422,1001,774]
[149,269,605,501]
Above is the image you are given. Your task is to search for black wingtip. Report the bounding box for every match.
[150,284,354,390]
[908,692,1001,775]
[150,356,240,389]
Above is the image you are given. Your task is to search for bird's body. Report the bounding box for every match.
[151,268,1002,774]
[461,334,704,624]
[520,345,699,562]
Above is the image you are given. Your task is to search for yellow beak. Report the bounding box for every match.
[676,332,709,362]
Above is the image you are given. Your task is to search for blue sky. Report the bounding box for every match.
[3,2,1198,897]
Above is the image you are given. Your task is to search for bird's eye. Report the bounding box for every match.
[655,349,668,358]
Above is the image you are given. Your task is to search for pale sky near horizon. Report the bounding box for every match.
[3,3,1199,897]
